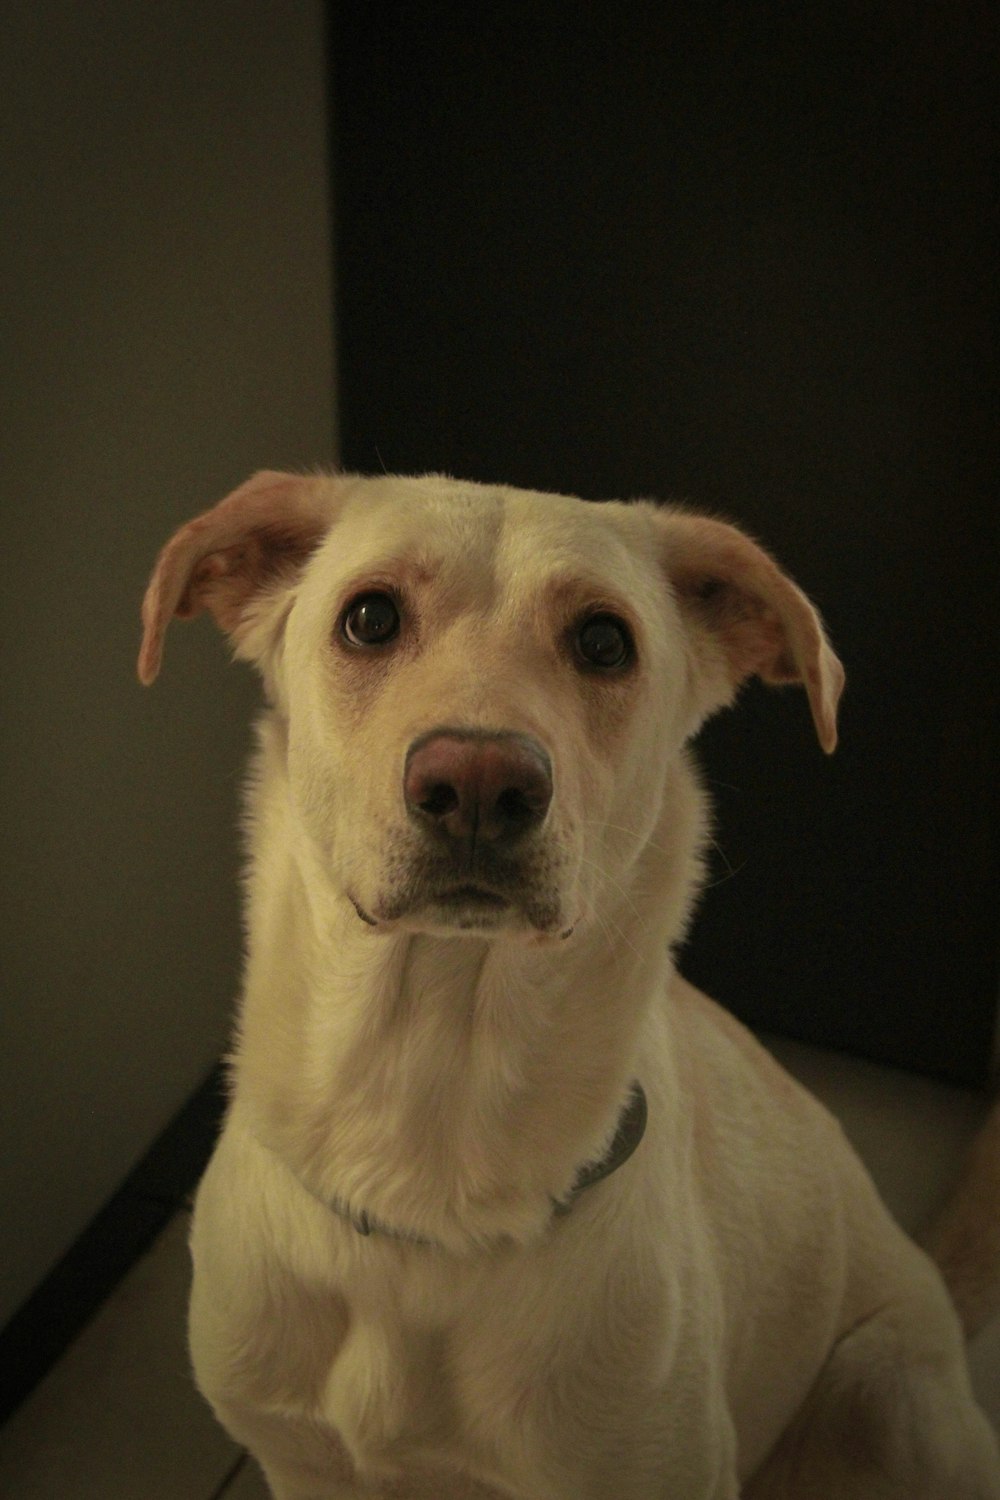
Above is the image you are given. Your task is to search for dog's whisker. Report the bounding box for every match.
[577,816,685,864]
[574,858,645,960]
[703,836,745,885]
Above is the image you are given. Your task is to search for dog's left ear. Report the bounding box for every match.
[652,508,845,752]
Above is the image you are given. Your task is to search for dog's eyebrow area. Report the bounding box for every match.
[532,571,639,621]
[495,505,666,614]
[319,491,667,673]
[332,553,647,660]
[329,550,500,638]
[332,557,440,608]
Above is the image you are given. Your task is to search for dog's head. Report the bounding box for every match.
[140,471,842,941]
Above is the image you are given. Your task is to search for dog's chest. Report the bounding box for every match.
[317,1260,516,1493]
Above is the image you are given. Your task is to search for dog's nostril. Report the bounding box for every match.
[420,783,460,819]
[496,786,537,824]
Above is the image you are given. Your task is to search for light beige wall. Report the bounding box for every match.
[0,1,335,1325]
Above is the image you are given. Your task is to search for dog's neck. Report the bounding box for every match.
[231,717,707,1252]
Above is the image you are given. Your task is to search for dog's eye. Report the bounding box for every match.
[342,592,401,647]
[575,613,633,670]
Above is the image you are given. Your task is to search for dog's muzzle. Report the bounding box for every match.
[353,729,567,934]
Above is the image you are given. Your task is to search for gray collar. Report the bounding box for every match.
[327,1083,648,1247]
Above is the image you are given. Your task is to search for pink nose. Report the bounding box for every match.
[403,731,553,847]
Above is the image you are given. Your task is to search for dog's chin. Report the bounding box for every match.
[405,891,520,938]
[349,886,575,942]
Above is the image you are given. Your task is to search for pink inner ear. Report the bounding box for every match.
[138,470,337,684]
[655,509,845,752]
[687,577,794,685]
[175,551,233,619]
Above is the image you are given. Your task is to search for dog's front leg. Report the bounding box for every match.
[534,1404,740,1500]
[257,1463,356,1500]
[257,1460,357,1500]
[203,1398,359,1500]
[742,1288,1000,1500]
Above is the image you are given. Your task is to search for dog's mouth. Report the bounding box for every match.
[347,833,577,939]
[392,881,513,932]
[435,883,510,911]
[350,878,573,938]
[423,883,514,931]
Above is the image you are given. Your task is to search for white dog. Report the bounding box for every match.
[140,471,1000,1498]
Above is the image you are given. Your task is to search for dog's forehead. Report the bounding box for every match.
[323,475,659,599]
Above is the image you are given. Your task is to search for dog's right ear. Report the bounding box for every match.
[138,470,345,684]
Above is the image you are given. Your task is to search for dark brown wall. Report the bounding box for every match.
[331,2,998,1083]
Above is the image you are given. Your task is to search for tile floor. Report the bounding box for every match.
[0,1040,997,1498]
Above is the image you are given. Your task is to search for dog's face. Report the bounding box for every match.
[282,477,693,940]
[139,472,843,942]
